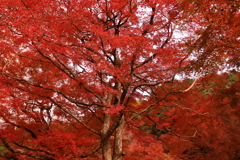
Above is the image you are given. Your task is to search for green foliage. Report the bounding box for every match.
[187,79,194,84]
[226,73,238,88]
[140,125,169,137]
[200,87,213,97]
[0,146,6,156]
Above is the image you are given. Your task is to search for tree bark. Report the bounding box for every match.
[113,115,125,160]
[101,113,112,160]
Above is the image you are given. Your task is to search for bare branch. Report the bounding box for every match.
[181,73,201,92]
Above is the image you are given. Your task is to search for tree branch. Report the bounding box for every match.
[49,98,101,135]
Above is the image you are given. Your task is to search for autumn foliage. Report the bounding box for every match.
[0,0,239,160]
[154,72,240,160]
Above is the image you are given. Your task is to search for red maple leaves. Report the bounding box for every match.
[0,0,239,159]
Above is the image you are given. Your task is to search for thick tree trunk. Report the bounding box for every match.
[113,115,125,160]
[102,138,112,160]
[102,113,112,160]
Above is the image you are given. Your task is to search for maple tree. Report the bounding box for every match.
[0,0,239,160]
[139,71,240,159]
[179,0,240,72]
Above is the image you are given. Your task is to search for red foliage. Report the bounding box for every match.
[156,72,240,159]
[0,0,239,159]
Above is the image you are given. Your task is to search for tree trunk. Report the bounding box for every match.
[102,113,112,160]
[113,115,125,160]
[102,138,112,160]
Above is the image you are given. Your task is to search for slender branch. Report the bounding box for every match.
[49,98,100,135]
[89,108,104,123]
[171,130,198,142]
[33,44,76,80]
[130,74,201,120]
[130,92,173,120]
[13,142,56,157]
[6,74,102,108]
[53,54,77,79]
[0,115,38,139]
[181,73,201,92]
[20,0,29,10]
[170,101,213,116]
[0,135,55,160]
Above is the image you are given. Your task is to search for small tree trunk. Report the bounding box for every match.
[102,113,112,160]
[113,115,125,160]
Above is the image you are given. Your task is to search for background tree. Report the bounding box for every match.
[0,0,239,160]
[179,0,240,72]
[155,71,240,160]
